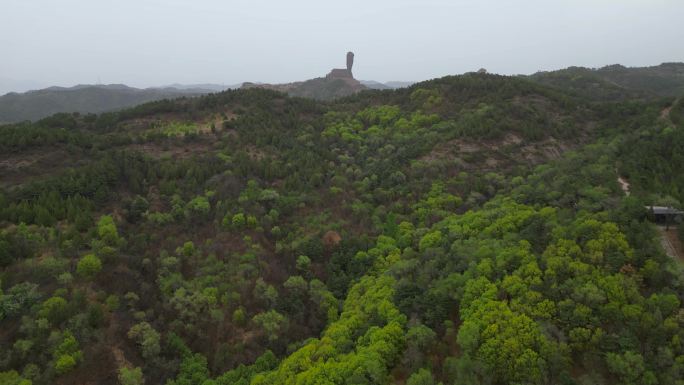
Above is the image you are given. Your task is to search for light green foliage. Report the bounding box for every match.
[146,211,173,225]
[357,105,402,126]
[166,353,211,385]
[0,282,41,320]
[57,272,73,286]
[252,242,406,385]
[36,256,68,280]
[398,153,682,384]
[232,307,247,326]
[124,292,140,307]
[106,294,120,311]
[410,88,443,110]
[128,195,149,222]
[295,255,311,272]
[180,241,195,257]
[13,339,33,359]
[413,182,462,223]
[252,310,288,342]
[0,370,32,385]
[406,368,435,385]
[231,213,246,229]
[97,215,120,246]
[258,189,280,202]
[38,296,68,324]
[118,366,145,385]
[214,350,278,384]
[168,287,217,325]
[253,278,278,307]
[186,196,210,218]
[418,230,443,252]
[161,122,198,137]
[283,275,307,294]
[53,331,82,375]
[238,180,261,203]
[76,253,102,278]
[54,352,76,375]
[308,279,339,323]
[171,195,186,220]
[270,225,282,237]
[128,322,161,359]
[458,296,548,383]
[605,351,656,385]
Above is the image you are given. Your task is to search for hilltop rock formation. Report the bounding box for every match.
[326,69,353,79]
[326,52,355,79]
[244,52,366,100]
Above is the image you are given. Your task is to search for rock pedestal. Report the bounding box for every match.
[326,69,353,79]
[326,52,355,79]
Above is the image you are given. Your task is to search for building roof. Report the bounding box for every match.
[648,206,684,215]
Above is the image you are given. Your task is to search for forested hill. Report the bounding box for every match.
[0,84,214,124]
[1,72,684,385]
[528,62,684,101]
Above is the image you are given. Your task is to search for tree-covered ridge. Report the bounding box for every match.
[0,73,683,385]
[528,62,684,101]
[0,85,212,124]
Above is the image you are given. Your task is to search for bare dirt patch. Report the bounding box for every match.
[125,142,211,159]
[617,176,630,195]
[0,148,88,188]
[418,134,574,173]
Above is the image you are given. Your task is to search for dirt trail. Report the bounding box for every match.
[615,166,630,196]
[617,176,630,196]
[661,106,673,120]
[657,226,684,261]
[661,97,680,123]
[106,313,132,370]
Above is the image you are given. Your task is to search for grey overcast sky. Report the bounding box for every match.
[1,0,683,93]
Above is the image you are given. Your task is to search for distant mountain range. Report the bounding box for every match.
[157,83,241,92]
[2,62,681,123]
[0,79,415,123]
[0,84,235,123]
[359,80,416,90]
[527,62,684,100]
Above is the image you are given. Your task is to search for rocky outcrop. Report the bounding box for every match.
[243,52,366,100]
[326,69,353,79]
[326,52,355,79]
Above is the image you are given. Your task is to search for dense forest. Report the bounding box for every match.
[1,72,683,385]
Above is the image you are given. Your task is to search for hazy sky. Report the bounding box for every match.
[1,0,683,93]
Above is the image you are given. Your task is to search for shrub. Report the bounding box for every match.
[76,254,102,279]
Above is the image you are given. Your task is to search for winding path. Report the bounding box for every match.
[661,97,680,124]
